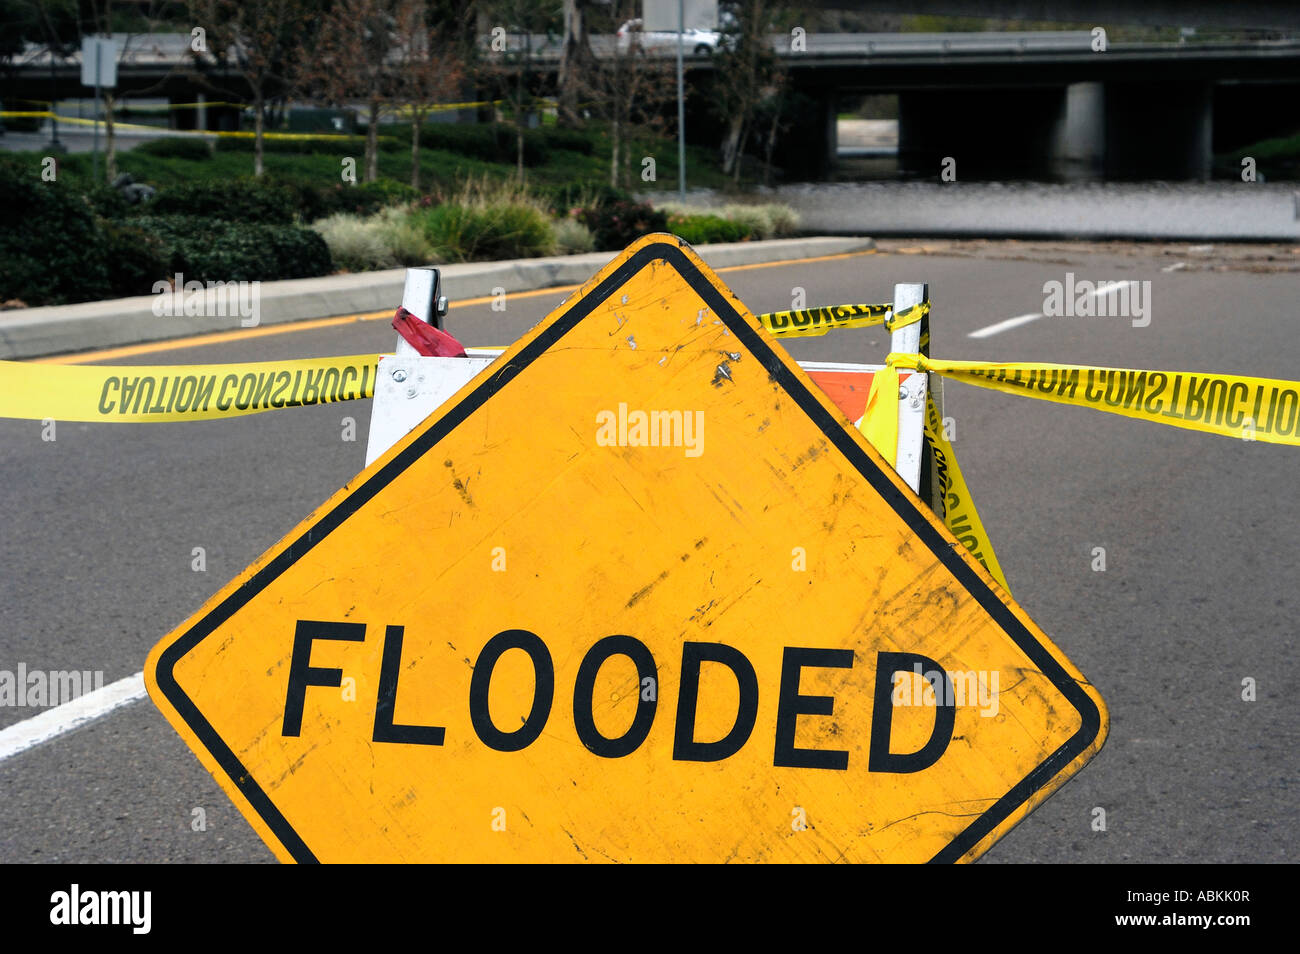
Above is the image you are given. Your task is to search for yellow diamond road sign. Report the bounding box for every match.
[146,235,1108,863]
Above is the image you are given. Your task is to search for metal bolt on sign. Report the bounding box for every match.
[145,241,1107,864]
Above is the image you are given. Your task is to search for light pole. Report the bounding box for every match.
[676,0,685,200]
[48,49,64,153]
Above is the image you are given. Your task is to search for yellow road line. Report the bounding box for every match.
[33,250,875,364]
[33,311,393,365]
[715,248,876,274]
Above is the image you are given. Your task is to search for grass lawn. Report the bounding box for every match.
[11,121,735,196]
[1214,129,1300,180]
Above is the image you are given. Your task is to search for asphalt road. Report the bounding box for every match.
[1,241,1297,863]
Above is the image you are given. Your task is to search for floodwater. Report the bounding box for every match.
[672,179,1300,242]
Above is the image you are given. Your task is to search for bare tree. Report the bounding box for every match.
[393,0,464,189]
[590,0,674,189]
[556,0,592,128]
[187,0,317,177]
[306,0,402,183]
[480,0,560,182]
[713,0,789,183]
[85,0,190,183]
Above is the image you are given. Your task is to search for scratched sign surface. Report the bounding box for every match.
[146,235,1107,863]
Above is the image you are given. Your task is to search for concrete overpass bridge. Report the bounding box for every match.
[5,30,1298,181]
[761,32,1300,180]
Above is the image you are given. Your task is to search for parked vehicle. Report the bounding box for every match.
[615,18,721,56]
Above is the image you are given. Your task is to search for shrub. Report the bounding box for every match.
[134,137,213,160]
[140,178,299,224]
[538,126,596,155]
[412,181,555,262]
[371,206,434,266]
[311,207,435,272]
[765,204,801,237]
[0,174,112,305]
[81,184,132,219]
[294,179,421,221]
[101,221,167,297]
[214,134,403,156]
[656,201,802,241]
[667,212,749,245]
[311,213,394,272]
[577,198,668,251]
[553,216,595,254]
[538,182,632,217]
[4,114,45,132]
[356,178,421,207]
[716,202,800,238]
[131,215,333,282]
[419,123,548,166]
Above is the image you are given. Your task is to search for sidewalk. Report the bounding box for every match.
[0,235,874,360]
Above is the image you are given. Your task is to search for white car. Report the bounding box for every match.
[616,18,721,56]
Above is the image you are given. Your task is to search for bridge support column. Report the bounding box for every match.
[1103,81,1212,180]
[1052,82,1104,181]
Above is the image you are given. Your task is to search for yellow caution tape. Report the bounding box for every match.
[104,101,249,111]
[757,300,928,338]
[891,355,1300,446]
[0,111,399,142]
[759,302,890,337]
[859,362,900,464]
[0,355,380,423]
[922,391,1009,592]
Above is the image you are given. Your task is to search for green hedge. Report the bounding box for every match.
[537,126,596,155]
[140,178,300,224]
[419,123,548,166]
[214,134,404,156]
[100,221,168,298]
[0,173,113,305]
[134,137,213,160]
[2,115,43,132]
[537,182,632,216]
[131,215,333,284]
[294,179,423,220]
[577,199,669,251]
[128,176,421,225]
[0,165,336,304]
[666,213,750,245]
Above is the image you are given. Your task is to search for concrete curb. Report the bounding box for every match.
[0,235,874,360]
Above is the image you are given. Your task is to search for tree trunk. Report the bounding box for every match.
[720,112,744,176]
[253,89,265,177]
[411,110,422,190]
[103,88,117,183]
[516,121,524,183]
[733,122,747,184]
[762,90,783,187]
[610,116,620,188]
[557,0,591,128]
[366,99,380,183]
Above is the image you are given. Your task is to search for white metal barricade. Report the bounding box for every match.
[366,269,932,497]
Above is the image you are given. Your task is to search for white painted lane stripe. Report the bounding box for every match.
[967,313,1043,338]
[0,671,145,764]
[0,270,1133,765]
[967,280,1140,339]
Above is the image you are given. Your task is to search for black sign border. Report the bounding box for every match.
[154,238,1104,864]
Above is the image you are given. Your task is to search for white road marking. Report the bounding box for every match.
[0,671,146,764]
[967,312,1043,338]
[967,280,1140,338]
